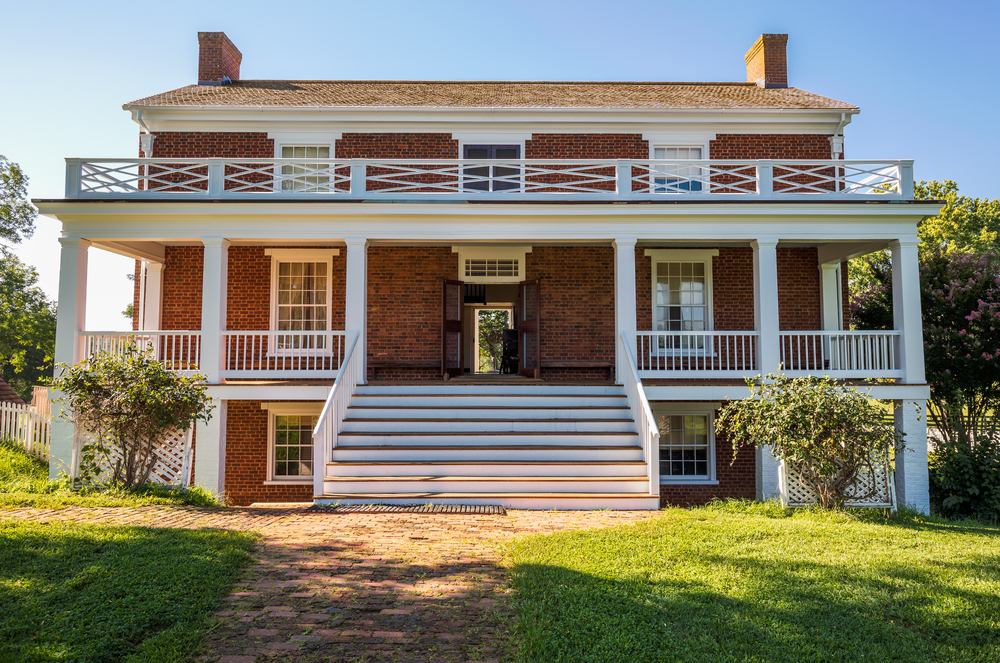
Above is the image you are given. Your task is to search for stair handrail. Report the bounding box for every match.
[312,330,362,498]
[620,332,661,498]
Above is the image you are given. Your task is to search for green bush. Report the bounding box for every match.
[930,429,1000,523]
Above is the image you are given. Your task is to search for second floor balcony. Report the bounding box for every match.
[64,157,915,202]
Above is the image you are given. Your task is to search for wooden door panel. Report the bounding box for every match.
[518,279,540,378]
[442,279,464,377]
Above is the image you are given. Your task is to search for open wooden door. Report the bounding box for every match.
[442,279,464,377]
[518,279,540,378]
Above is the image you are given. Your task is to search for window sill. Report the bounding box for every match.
[659,479,719,486]
[263,479,313,485]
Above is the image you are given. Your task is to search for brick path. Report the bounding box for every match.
[1,505,659,662]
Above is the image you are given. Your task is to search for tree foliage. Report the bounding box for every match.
[0,253,56,401]
[53,345,213,488]
[717,374,902,509]
[478,309,509,372]
[0,155,36,246]
[916,180,1000,255]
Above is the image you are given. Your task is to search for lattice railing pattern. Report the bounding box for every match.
[77,426,193,487]
[68,158,914,200]
[780,457,896,512]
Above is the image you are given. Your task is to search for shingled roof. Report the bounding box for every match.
[126,81,856,111]
[0,378,24,405]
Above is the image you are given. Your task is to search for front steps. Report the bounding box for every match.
[315,383,660,510]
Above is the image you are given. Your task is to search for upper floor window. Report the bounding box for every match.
[653,146,704,193]
[463,144,521,191]
[280,145,331,192]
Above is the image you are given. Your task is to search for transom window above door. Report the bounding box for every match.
[463,144,521,191]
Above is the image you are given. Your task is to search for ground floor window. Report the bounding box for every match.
[651,403,718,483]
[264,403,323,482]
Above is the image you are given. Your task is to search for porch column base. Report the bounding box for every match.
[756,444,781,501]
[895,399,930,513]
[194,399,227,498]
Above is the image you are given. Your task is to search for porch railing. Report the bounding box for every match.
[221,331,347,378]
[620,332,660,498]
[779,330,902,378]
[66,158,915,201]
[312,331,362,497]
[80,331,202,374]
[635,331,759,377]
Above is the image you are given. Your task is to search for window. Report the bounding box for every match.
[463,144,521,191]
[651,403,719,483]
[645,249,718,352]
[263,402,323,482]
[280,145,331,192]
[653,146,703,193]
[453,246,530,283]
[266,249,338,351]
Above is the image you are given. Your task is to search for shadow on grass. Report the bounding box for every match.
[0,520,256,663]
[509,516,1000,663]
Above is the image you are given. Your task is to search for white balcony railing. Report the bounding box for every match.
[312,331,362,497]
[620,332,660,498]
[779,330,902,378]
[80,331,203,375]
[65,158,915,201]
[221,331,347,378]
[636,331,759,377]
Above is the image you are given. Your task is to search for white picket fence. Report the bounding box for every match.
[0,401,51,461]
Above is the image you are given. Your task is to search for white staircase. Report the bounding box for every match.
[315,383,660,510]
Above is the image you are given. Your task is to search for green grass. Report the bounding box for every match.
[505,500,1000,662]
[0,519,256,663]
[0,439,219,508]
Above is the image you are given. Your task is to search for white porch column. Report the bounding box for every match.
[194,399,227,497]
[200,238,230,383]
[895,399,930,513]
[140,261,164,330]
[50,237,90,479]
[819,262,843,331]
[613,238,638,383]
[752,239,780,373]
[344,237,368,382]
[891,239,926,384]
[756,445,782,501]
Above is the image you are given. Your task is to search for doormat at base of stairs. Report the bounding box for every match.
[312,503,506,515]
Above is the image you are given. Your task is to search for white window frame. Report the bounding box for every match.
[452,245,532,284]
[645,248,718,355]
[261,401,324,484]
[268,133,340,194]
[266,248,339,355]
[651,402,720,485]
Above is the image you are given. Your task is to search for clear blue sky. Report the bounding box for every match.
[2,0,998,329]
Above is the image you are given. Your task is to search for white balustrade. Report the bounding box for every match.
[1,401,50,461]
[620,332,660,498]
[779,330,902,378]
[635,331,759,377]
[67,158,914,201]
[79,331,202,374]
[220,331,346,378]
[312,331,362,497]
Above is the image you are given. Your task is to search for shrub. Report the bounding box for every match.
[717,374,902,509]
[929,425,1000,522]
[53,344,213,488]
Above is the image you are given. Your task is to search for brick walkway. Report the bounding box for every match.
[1,505,659,662]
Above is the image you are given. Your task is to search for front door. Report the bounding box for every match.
[442,279,464,377]
[518,279,540,378]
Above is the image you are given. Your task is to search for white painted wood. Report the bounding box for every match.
[80,331,202,375]
[894,399,930,513]
[346,406,631,420]
[779,330,901,378]
[193,399,226,496]
[344,238,368,383]
[338,432,639,446]
[325,477,652,494]
[329,446,644,463]
[200,238,229,383]
[614,238,638,383]
[141,262,163,331]
[891,239,926,384]
[756,444,781,501]
[819,262,842,332]
[0,402,51,461]
[311,331,363,498]
[341,419,636,433]
[619,332,661,497]
[752,240,780,374]
[355,384,625,396]
[51,237,89,479]
[315,494,661,510]
[327,463,647,477]
[350,394,628,408]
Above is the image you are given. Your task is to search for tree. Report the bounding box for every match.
[53,345,213,488]
[0,155,37,245]
[478,309,509,372]
[0,254,57,401]
[717,374,902,510]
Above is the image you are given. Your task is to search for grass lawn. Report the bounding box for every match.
[0,439,218,508]
[0,519,256,663]
[506,501,1000,663]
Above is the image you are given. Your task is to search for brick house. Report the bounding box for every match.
[38,32,935,509]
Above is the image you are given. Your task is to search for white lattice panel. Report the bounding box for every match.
[76,426,193,487]
[780,456,895,512]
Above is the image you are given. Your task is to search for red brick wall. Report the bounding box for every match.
[367,246,457,379]
[224,400,314,505]
[335,133,458,159]
[226,246,346,331]
[525,246,615,379]
[161,246,204,330]
[524,134,648,158]
[709,134,830,159]
[659,417,756,507]
[149,132,273,158]
[635,247,755,331]
[777,247,821,330]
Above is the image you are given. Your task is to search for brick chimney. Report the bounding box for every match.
[198,32,242,85]
[745,34,788,89]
